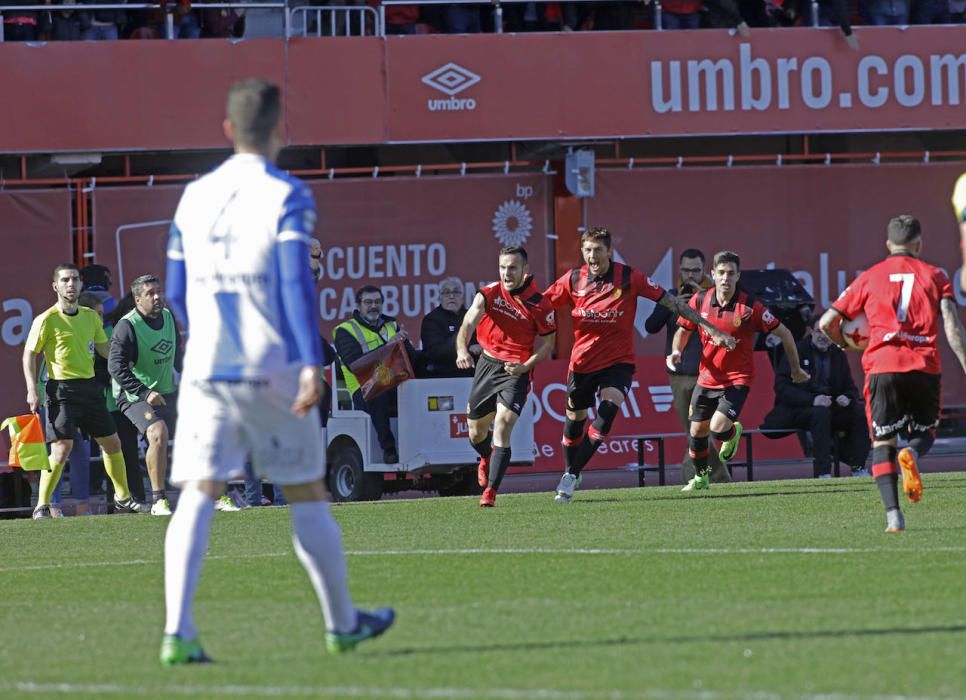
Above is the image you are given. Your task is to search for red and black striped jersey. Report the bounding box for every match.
[476,276,557,364]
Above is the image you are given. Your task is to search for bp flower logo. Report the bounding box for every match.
[492,200,533,247]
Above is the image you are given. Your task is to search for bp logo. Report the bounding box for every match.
[151,339,174,355]
[492,200,533,247]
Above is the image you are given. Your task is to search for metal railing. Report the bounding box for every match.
[1,0,829,41]
[289,5,379,36]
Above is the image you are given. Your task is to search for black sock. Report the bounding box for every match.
[488,446,512,491]
[908,431,934,459]
[875,474,900,511]
[571,436,603,477]
[872,444,899,510]
[471,434,493,460]
[689,435,710,476]
[562,418,586,472]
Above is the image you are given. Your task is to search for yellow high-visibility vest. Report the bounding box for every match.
[333,318,400,396]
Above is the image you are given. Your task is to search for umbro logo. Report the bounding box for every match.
[422,63,480,112]
[151,339,173,355]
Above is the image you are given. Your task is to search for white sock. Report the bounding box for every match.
[290,500,357,634]
[163,489,216,640]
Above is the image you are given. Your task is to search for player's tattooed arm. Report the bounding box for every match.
[456,293,487,369]
[659,294,736,349]
[940,297,966,374]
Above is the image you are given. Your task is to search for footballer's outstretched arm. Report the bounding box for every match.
[660,293,736,349]
[819,307,846,348]
[667,326,692,371]
[456,292,486,369]
[940,297,966,374]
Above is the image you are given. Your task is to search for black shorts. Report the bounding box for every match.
[567,363,635,412]
[866,371,941,440]
[466,354,532,419]
[45,378,116,441]
[118,395,177,436]
[689,384,750,423]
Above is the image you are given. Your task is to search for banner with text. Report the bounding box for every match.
[584,162,966,405]
[0,191,73,436]
[92,174,552,339]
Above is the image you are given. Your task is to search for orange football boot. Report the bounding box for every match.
[897,448,922,503]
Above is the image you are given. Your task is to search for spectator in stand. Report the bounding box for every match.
[333,286,417,464]
[3,1,49,40]
[382,1,420,33]
[699,0,752,33]
[807,0,859,50]
[200,3,245,36]
[761,316,870,478]
[645,248,731,484]
[441,3,481,31]
[659,0,703,29]
[48,0,84,40]
[79,0,126,39]
[860,0,910,24]
[418,277,478,379]
[951,0,966,22]
[910,0,949,22]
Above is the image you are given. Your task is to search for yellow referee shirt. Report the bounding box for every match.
[25,305,107,381]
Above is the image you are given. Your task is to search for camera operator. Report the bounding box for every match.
[644,248,731,484]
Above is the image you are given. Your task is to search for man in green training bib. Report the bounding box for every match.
[23,264,150,519]
[108,274,184,516]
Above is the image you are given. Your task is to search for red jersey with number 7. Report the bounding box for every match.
[832,253,953,376]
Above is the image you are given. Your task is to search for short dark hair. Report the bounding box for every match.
[78,291,103,310]
[712,250,741,270]
[499,245,528,263]
[131,274,161,298]
[80,263,112,290]
[679,248,705,264]
[52,263,79,281]
[580,227,611,249]
[226,78,282,151]
[887,215,922,245]
[356,285,383,304]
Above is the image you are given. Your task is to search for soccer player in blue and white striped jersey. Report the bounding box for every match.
[160,78,393,665]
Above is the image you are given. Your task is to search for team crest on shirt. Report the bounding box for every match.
[87,340,95,355]
[613,288,622,299]
[762,309,776,324]
[733,315,742,327]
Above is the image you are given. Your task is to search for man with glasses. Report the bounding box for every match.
[419,277,478,378]
[645,248,731,484]
[333,286,416,464]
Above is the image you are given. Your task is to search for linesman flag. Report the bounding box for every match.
[2,414,51,471]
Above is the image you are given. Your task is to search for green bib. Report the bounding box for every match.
[113,308,177,404]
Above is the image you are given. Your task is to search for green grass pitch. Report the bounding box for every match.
[2,473,965,700]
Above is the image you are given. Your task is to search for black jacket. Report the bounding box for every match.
[644,288,703,376]
[772,336,860,409]
[418,305,474,378]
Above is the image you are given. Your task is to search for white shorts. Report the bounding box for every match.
[171,367,325,487]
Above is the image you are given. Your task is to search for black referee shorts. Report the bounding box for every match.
[45,378,116,441]
[466,354,532,419]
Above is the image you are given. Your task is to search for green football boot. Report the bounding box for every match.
[160,635,213,666]
[718,421,743,462]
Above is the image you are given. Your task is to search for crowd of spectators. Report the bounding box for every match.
[1,0,963,41]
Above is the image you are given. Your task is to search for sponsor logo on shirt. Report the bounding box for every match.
[882,330,932,344]
[492,295,527,320]
[575,308,624,321]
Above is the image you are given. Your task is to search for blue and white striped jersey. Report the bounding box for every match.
[166,153,323,380]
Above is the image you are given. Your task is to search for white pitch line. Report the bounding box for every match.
[4,682,962,700]
[3,546,965,575]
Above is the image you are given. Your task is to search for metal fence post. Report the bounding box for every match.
[378,3,385,35]
[654,0,662,30]
[165,9,175,38]
[810,0,819,26]
[494,2,503,33]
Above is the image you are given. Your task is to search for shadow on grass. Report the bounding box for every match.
[375,623,966,657]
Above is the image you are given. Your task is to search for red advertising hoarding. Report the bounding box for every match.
[3,27,966,151]
[0,191,73,432]
[584,162,966,405]
[92,173,553,338]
